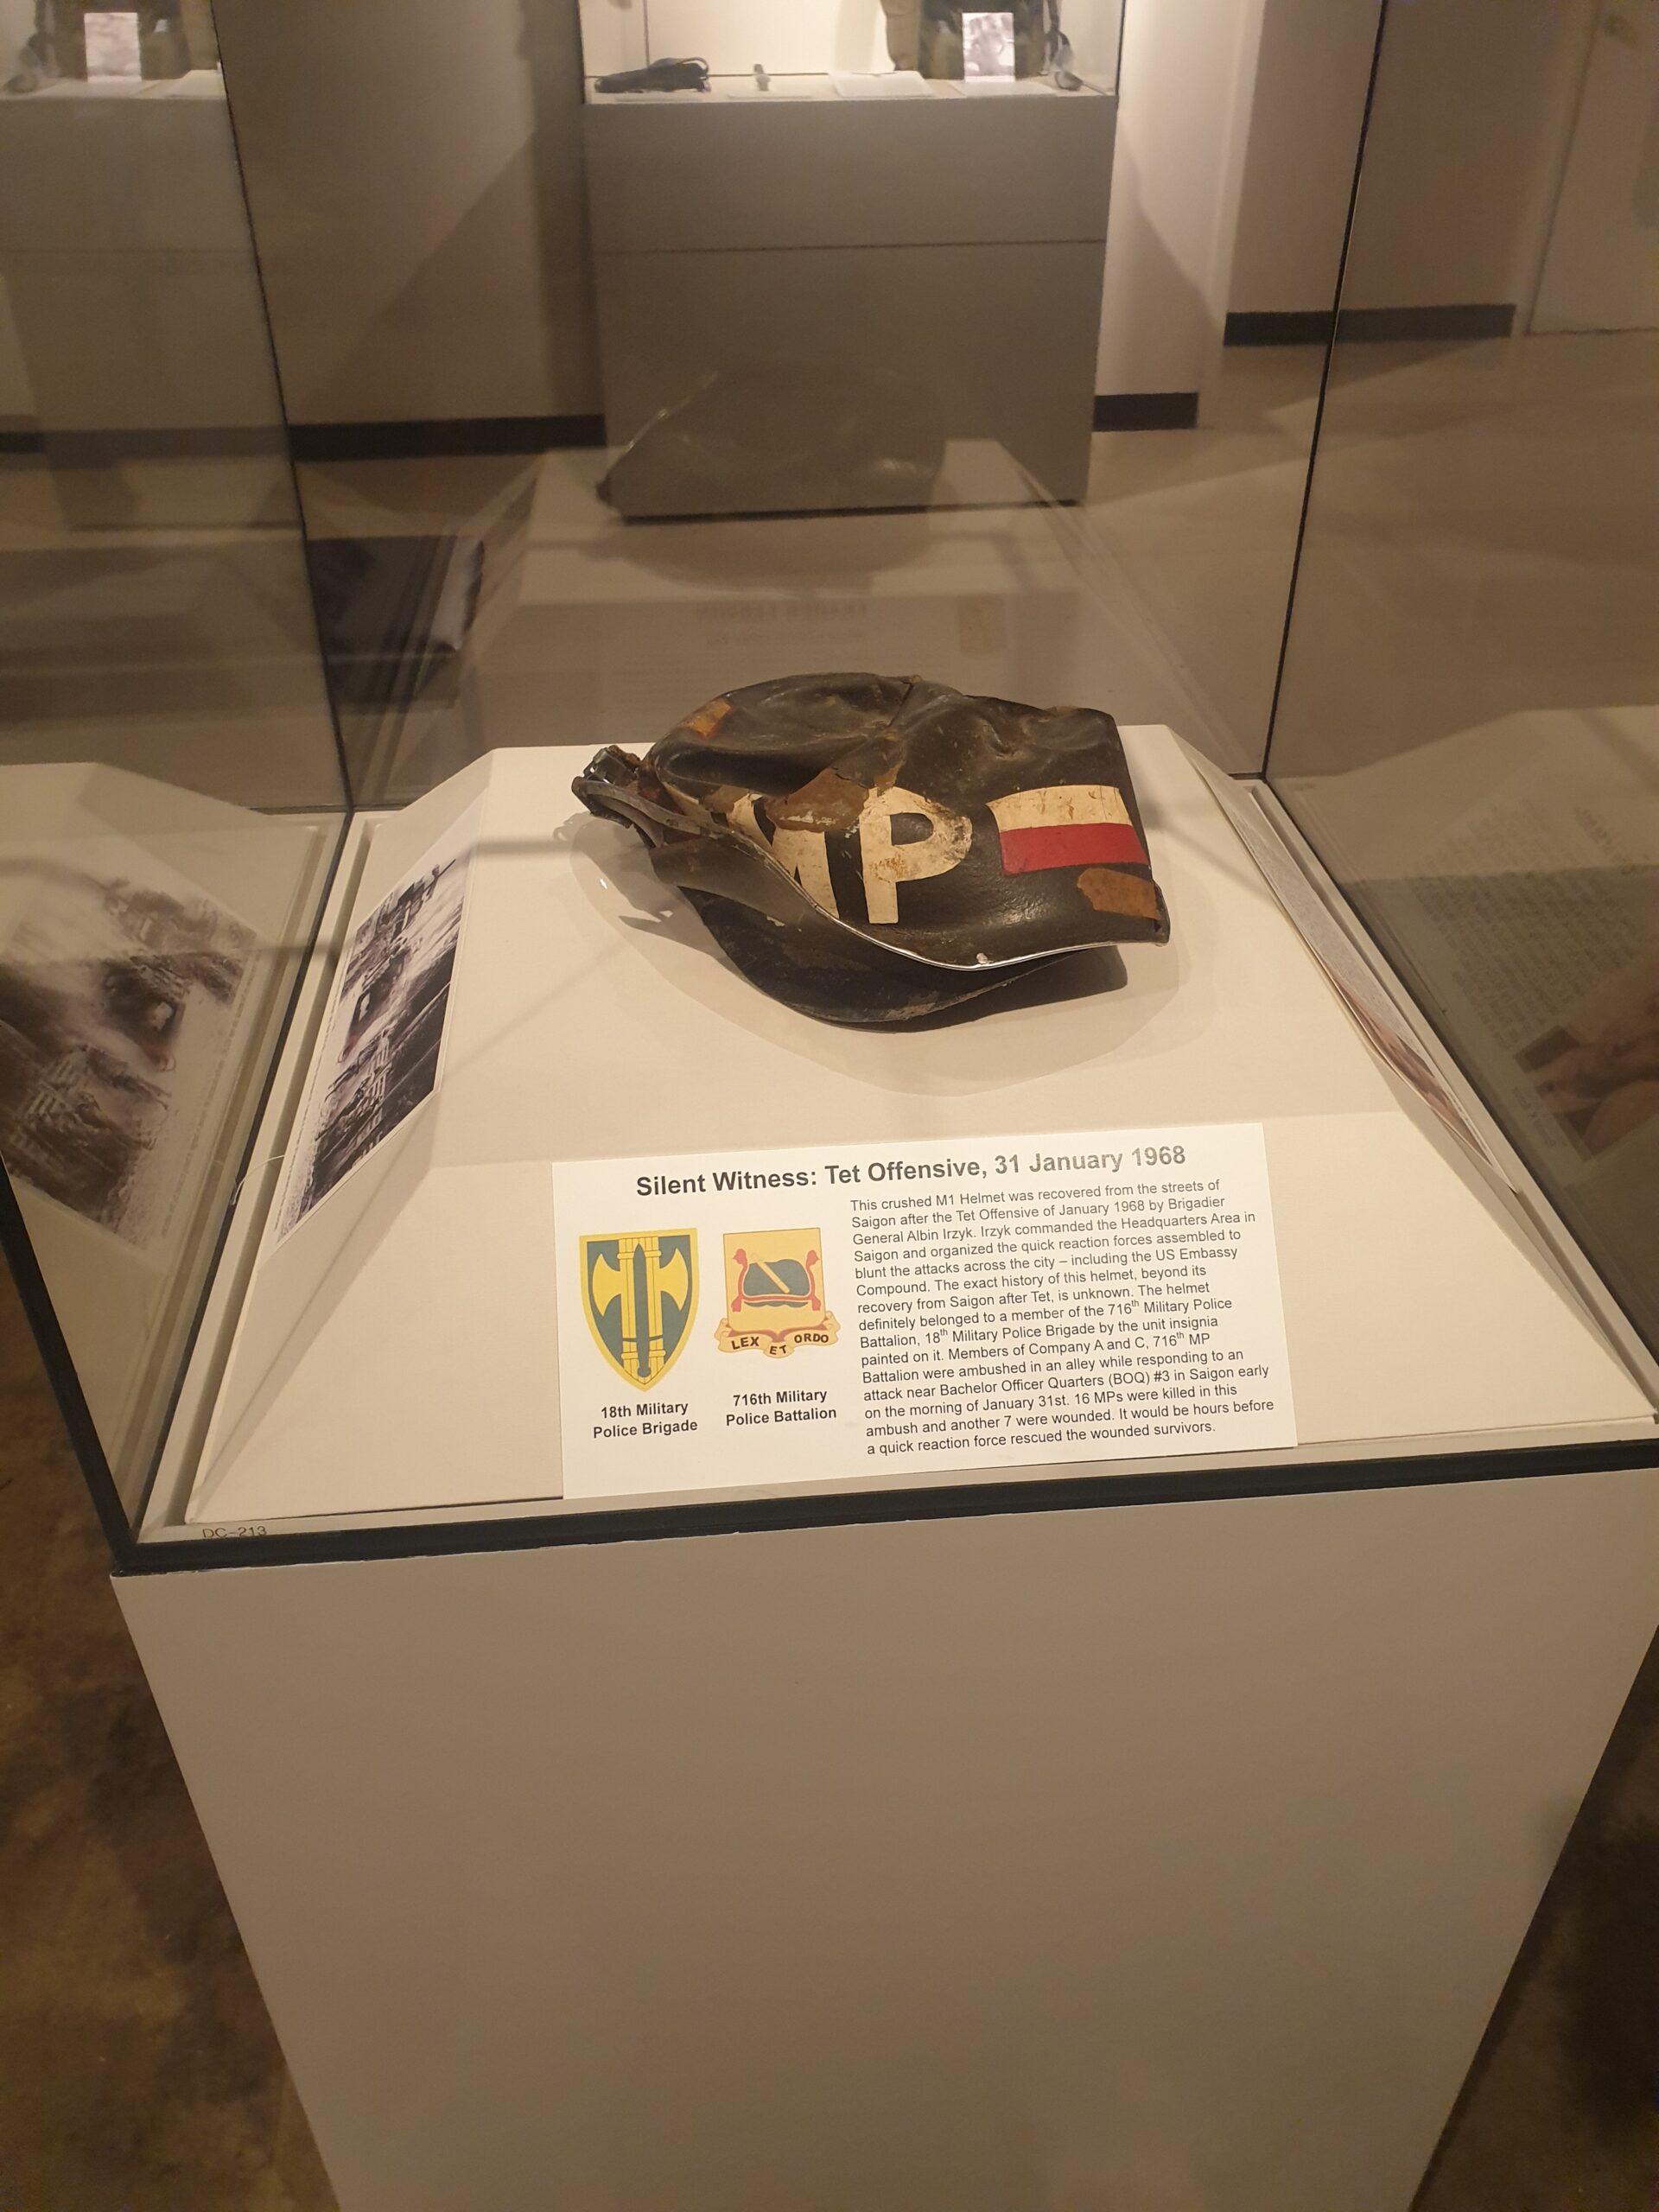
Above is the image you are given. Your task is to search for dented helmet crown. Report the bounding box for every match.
[573,672,1171,1026]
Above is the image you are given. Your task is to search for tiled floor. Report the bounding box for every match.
[1271,331,1659,779]
[1415,1660,1659,2212]
[0,1268,334,2212]
[0,359,1308,823]
[7,330,1653,813]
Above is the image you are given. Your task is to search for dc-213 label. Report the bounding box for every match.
[551,1123,1295,1501]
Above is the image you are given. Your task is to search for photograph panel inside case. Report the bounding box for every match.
[273,802,481,1244]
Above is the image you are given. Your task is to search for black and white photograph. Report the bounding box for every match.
[275,806,480,1242]
[962,10,1015,79]
[0,861,255,1248]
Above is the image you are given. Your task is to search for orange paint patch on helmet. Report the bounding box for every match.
[678,697,736,742]
[1077,866,1162,920]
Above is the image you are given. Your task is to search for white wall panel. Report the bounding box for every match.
[1227,0,1378,317]
[1095,0,1266,395]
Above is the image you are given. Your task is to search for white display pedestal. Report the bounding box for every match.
[110,727,1659,2211]
[119,1465,1659,2212]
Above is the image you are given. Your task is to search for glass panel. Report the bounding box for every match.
[1269,0,1659,1354]
[208,0,1379,801]
[0,1,347,1520]
[121,0,1452,1548]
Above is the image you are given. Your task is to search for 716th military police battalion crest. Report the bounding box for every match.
[716,1230,841,1358]
[580,1231,696,1389]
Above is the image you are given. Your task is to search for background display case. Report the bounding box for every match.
[5,1,1658,2207]
[578,0,1125,513]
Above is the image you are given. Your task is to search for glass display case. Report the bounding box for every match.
[4,3,1649,1548]
[5,0,218,90]
[579,0,1124,85]
[0,1,346,1538]
[5,1,1658,2207]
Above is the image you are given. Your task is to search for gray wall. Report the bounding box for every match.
[1227,0,1598,320]
[1226,0,1377,318]
[1341,0,1594,315]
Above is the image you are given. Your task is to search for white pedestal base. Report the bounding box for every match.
[121,1462,1659,2212]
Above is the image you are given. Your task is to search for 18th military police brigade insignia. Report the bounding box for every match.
[715,1230,840,1358]
[581,1231,696,1389]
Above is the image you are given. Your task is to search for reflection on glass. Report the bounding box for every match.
[5,0,218,92]
[1270,0,1659,1353]
[0,0,1396,1526]
[206,0,1377,801]
[0,5,346,1510]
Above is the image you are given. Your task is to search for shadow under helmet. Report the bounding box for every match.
[573,672,1171,1027]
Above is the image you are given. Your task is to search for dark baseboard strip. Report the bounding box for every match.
[1226,310,1334,347]
[302,401,1200,461]
[1226,302,1516,347]
[1093,390,1198,432]
[1,425,279,461]
[290,414,607,464]
[57,425,282,461]
[0,417,608,466]
[1339,301,1516,342]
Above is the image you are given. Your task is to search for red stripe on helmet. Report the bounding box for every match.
[997,821,1148,874]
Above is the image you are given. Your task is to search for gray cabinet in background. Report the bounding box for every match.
[582,84,1116,517]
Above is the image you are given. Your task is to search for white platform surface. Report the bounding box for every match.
[187,728,1652,1526]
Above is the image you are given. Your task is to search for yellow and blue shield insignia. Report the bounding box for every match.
[581,1230,696,1389]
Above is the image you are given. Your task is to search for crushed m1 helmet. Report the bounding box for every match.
[573,672,1171,1027]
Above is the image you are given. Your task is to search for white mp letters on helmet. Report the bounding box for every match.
[729,784,974,925]
[856,786,972,925]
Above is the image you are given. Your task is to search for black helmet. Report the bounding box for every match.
[574,672,1171,1026]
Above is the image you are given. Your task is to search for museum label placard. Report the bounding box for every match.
[553,1123,1295,1499]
